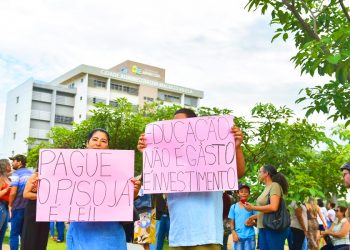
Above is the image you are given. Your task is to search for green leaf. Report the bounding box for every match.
[326,54,341,64]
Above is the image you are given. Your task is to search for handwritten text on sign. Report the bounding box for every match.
[142,115,238,193]
[37,149,134,222]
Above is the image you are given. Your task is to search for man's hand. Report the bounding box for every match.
[231,127,243,148]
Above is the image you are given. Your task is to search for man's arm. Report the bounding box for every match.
[232,127,245,178]
[9,186,18,207]
[236,146,245,178]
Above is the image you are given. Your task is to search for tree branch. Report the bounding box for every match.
[282,0,321,41]
[339,0,350,24]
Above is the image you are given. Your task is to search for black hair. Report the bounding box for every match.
[263,164,288,194]
[86,128,110,143]
[338,206,347,216]
[317,198,324,207]
[174,108,197,118]
[328,202,336,209]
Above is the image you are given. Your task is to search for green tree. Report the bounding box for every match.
[246,0,350,125]
[236,103,338,202]
[26,100,347,202]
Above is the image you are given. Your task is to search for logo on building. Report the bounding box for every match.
[131,65,160,78]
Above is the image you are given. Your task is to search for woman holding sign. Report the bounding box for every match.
[66,128,141,250]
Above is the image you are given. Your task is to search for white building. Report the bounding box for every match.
[3,60,204,156]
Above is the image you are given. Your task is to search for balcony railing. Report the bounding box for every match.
[30,110,51,121]
[32,92,52,103]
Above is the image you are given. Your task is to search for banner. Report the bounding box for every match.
[36,149,134,222]
[142,115,238,194]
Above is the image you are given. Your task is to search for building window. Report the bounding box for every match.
[69,83,75,89]
[111,83,123,91]
[111,82,138,95]
[122,85,138,95]
[11,150,14,155]
[81,78,83,82]
[158,92,181,103]
[13,132,16,140]
[80,96,83,101]
[184,96,198,107]
[79,114,82,118]
[55,115,73,124]
[16,96,19,103]
[88,97,106,105]
[143,97,154,102]
[109,101,118,107]
[14,114,18,121]
[93,79,106,88]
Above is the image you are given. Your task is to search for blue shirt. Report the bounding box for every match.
[66,222,126,250]
[10,167,32,210]
[167,191,223,247]
[228,203,256,239]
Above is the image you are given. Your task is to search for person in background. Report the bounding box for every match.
[228,184,256,250]
[340,163,350,224]
[320,206,350,250]
[222,191,233,250]
[49,222,65,243]
[21,171,50,250]
[340,162,350,188]
[244,165,289,250]
[289,201,308,250]
[317,199,328,247]
[306,197,327,250]
[66,128,141,250]
[137,108,246,250]
[8,154,32,250]
[0,159,12,250]
[327,202,336,229]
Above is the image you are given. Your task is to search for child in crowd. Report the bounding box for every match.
[228,184,256,250]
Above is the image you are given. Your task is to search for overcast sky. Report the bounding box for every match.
[0,0,335,156]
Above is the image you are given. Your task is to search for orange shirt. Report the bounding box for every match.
[0,182,10,202]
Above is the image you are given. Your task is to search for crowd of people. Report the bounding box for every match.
[0,108,348,250]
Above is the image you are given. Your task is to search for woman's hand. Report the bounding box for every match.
[243,202,254,211]
[231,127,243,148]
[245,217,256,227]
[137,134,147,153]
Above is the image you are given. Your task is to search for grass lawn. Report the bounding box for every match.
[2,228,170,250]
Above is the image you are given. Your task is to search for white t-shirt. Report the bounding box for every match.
[167,191,223,247]
[317,207,328,225]
[328,209,336,223]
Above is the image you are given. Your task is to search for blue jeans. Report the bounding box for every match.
[258,228,288,250]
[232,236,255,250]
[50,222,65,241]
[150,214,170,250]
[0,202,9,250]
[302,237,308,250]
[10,208,25,250]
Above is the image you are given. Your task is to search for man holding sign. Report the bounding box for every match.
[137,108,245,250]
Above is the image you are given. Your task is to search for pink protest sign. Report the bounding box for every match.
[36,149,134,222]
[142,115,238,194]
